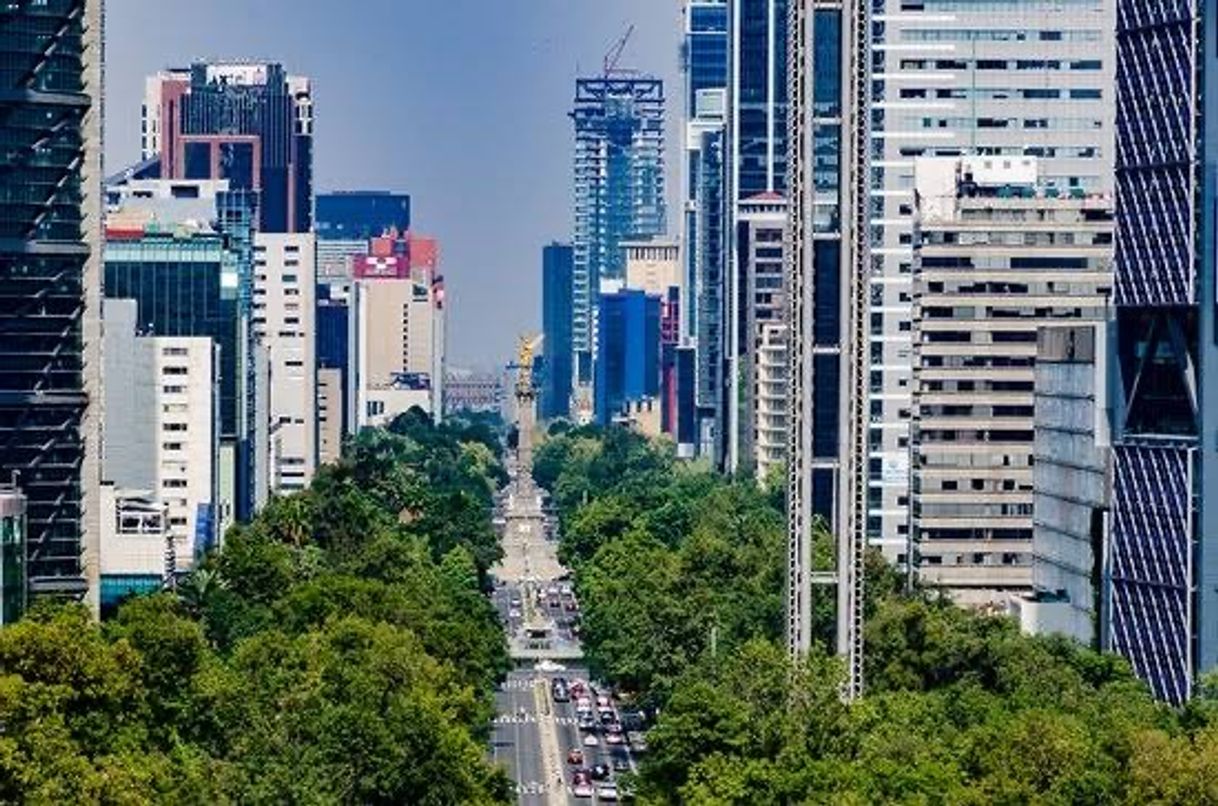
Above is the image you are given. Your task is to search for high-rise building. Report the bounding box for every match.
[0,0,104,602]
[104,183,259,529]
[351,233,445,427]
[681,1,729,342]
[1013,323,1109,646]
[253,234,317,495]
[908,157,1112,605]
[866,0,1116,559]
[735,194,787,477]
[316,191,410,241]
[595,284,662,426]
[101,299,218,566]
[0,486,27,625]
[1107,0,1218,703]
[720,0,789,471]
[692,109,729,456]
[570,77,667,397]
[541,243,575,420]
[142,62,314,233]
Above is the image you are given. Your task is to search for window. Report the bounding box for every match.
[163,422,188,432]
[162,366,188,376]
[163,385,185,394]
[162,346,188,357]
[162,442,183,451]
[162,479,188,489]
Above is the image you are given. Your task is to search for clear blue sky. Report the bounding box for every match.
[104,1,683,370]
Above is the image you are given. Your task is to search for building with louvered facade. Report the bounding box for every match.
[0,0,104,605]
[1108,0,1218,704]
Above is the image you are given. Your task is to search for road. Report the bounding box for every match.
[489,459,638,803]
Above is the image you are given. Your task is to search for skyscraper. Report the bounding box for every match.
[1108,0,1218,703]
[595,285,662,426]
[0,0,104,600]
[866,0,1116,559]
[142,62,314,233]
[570,76,666,407]
[541,243,575,420]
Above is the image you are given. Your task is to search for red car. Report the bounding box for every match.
[567,748,584,765]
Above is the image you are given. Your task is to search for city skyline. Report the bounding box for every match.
[104,0,683,370]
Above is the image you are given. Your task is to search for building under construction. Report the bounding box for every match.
[0,0,105,602]
[569,74,666,401]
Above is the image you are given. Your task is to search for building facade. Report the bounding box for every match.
[908,157,1112,604]
[595,285,662,426]
[867,0,1116,558]
[570,77,667,397]
[1107,0,1218,703]
[1015,324,1109,646]
[102,299,218,566]
[0,487,27,625]
[253,233,317,495]
[142,62,314,233]
[541,243,575,420]
[0,0,104,601]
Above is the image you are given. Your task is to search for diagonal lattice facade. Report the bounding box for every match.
[0,0,102,597]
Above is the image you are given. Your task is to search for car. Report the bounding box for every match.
[626,732,648,753]
[552,686,570,703]
[548,597,561,608]
[583,734,600,747]
[572,772,594,799]
[564,601,579,611]
[578,717,597,732]
[591,764,611,780]
[597,785,620,801]
[606,731,624,745]
[567,748,584,765]
[509,597,521,608]
[596,695,612,708]
[507,608,520,619]
[613,758,631,773]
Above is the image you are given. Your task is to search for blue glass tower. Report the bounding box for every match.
[541,243,574,420]
[316,191,411,240]
[595,289,661,425]
[1109,0,1218,703]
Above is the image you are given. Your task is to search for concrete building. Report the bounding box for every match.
[142,62,314,233]
[909,157,1112,605]
[541,243,575,420]
[736,194,787,477]
[570,77,667,399]
[352,234,445,427]
[102,299,218,567]
[317,368,344,466]
[1107,0,1218,703]
[866,0,1116,558]
[446,371,504,416]
[0,0,104,603]
[754,323,788,484]
[97,487,169,611]
[253,233,317,495]
[104,178,260,525]
[624,239,682,295]
[1013,324,1108,646]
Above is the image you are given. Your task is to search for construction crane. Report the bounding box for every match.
[603,24,637,76]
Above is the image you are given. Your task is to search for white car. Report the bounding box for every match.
[606,732,624,745]
[583,734,600,747]
[573,782,595,799]
[597,785,619,801]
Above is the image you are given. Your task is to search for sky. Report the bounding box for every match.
[104,1,684,371]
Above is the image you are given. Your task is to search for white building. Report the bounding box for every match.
[253,233,317,494]
[102,299,217,566]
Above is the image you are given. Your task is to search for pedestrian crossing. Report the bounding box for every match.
[494,712,584,727]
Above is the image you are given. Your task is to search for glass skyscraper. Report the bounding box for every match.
[316,191,411,240]
[1108,0,1218,704]
[0,0,104,599]
[541,243,575,420]
[570,77,666,398]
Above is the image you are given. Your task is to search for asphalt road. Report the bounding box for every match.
[489,458,638,803]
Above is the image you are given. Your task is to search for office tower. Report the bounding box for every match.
[445,371,505,416]
[786,0,870,702]
[0,0,103,601]
[253,234,317,494]
[142,62,313,233]
[908,157,1112,605]
[623,241,683,438]
[624,240,682,295]
[692,104,728,455]
[735,194,788,478]
[1108,0,1218,703]
[719,0,789,471]
[104,181,259,530]
[570,76,666,402]
[316,368,343,466]
[316,283,353,438]
[595,284,662,426]
[102,299,218,568]
[541,243,575,420]
[352,233,445,427]
[0,487,27,625]
[316,191,410,240]
[682,1,729,340]
[1012,324,1109,646]
[866,1,1116,559]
